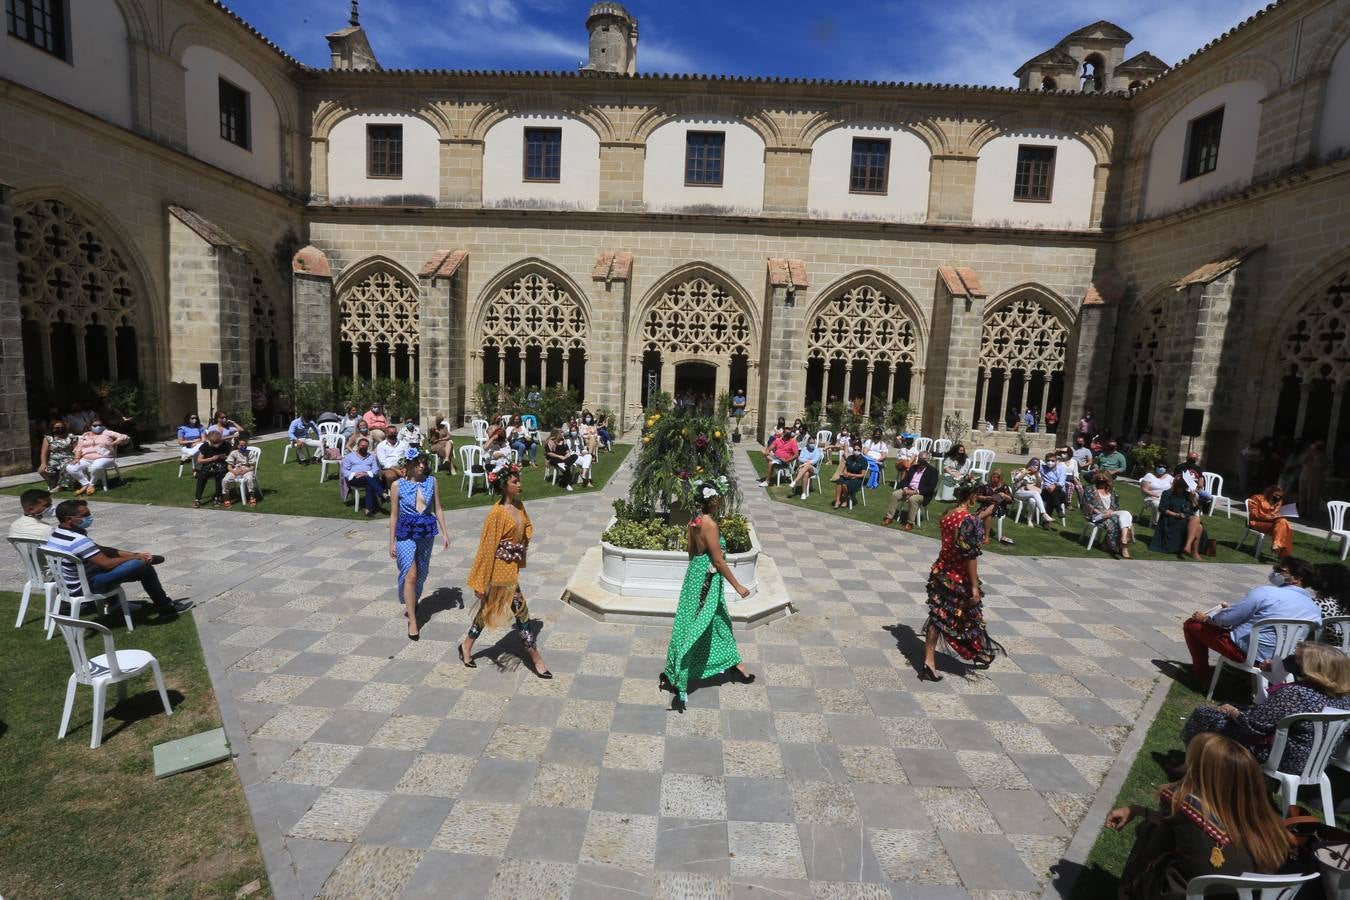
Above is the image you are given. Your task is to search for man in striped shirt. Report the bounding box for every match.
[42,499,192,618]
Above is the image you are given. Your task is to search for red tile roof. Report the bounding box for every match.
[291,245,331,277]
[420,249,467,279]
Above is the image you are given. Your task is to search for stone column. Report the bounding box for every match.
[1328,383,1345,462]
[291,246,335,383]
[1063,299,1117,442]
[0,183,29,474]
[167,208,251,419]
[924,281,984,436]
[309,138,329,203]
[418,255,465,426]
[759,278,809,436]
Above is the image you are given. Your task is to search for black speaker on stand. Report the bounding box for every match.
[200,363,220,419]
[1181,408,1204,455]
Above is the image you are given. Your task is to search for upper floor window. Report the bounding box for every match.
[1183,107,1224,181]
[6,0,67,59]
[367,124,403,178]
[523,127,562,182]
[684,131,725,186]
[1013,145,1056,202]
[218,79,250,150]
[849,138,890,194]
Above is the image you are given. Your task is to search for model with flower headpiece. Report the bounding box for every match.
[459,464,552,678]
[389,447,449,641]
[660,477,754,712]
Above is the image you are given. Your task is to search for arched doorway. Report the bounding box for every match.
[674,361,716,412]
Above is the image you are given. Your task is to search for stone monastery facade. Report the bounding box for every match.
[1,0,1349,478]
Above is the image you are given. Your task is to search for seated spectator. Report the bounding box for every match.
[578,415,600,458]
[1150,476,1209,560]
[8,488,54,541]
[1139,464,1173,520]
[1315,563,1350,646]
[345,420,373,453]
[398,417,422,447]
[1182,641,1350,774]
[1039,452,1068,517]
[210,411,242,440]
[484,426,514,472]
[790,436,824,499]
[938,443,970,501]
[881,450,936,529]
[1058,446,1083,499]
[1071,435,1093,472]
[506,415,535,467]
[66,417,129,495]
[193,429,232,509]
[758,429,798,487]
[1182,557,1320,682]
[545,428,578,491]
[893,436,915,485]
[574,432,595,487]
[862,428,889,464]
[43,499,192,617]
[595,413,614,451]
[1084,472,1134,557]
[63,401,96,435]
[1096,441,1127,476]
[760,426,784,469]
[428,415,456,473]
[339,404,363,439]
[831,445,869,509]
[833,427,853,461]
[375,430,409,489]
[363,404,390,442]
[287,412,321,465]
[222,434,260,508]
[975,470,1015,544]
[38,419,77,492]
[1247,484,1294,557]
[1174,450,1213,509]
[1106,732,1292,897]
[177,413,206,469]
[342,436,385,517]
[1012,459,1055,529]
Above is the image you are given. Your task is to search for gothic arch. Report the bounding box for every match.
[311,97,453,142]
[973,284,1076,427]
[1130,56,1282,155]
[11,192,160,391]
[467,94,615,143]
[1304,16,1350,76]
[629,262,761,353]
[110,0,154,49]
[1261,248,1350,385]
[166,27,300,133]
[796,104,949,154]
[472,259,593,394]
[334,256,422,380]
[471,258,594,346]
[1117,284,1179,435]
[967,112,1114,165]
[629,97,782,146]
[804,271,929,359]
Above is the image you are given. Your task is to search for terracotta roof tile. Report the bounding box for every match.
[1083,269,1124,305]
[592,250,633,282]
[937,266,965,296]
[167,205,241,249]
[938,266,985,298]
[291,245,331,277]
[955,267,986,298]
[420,249,467,280]
[767,258,809,288]
[1172,246,1261,288]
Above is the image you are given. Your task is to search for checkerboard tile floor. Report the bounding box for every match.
[1,451,1268,899]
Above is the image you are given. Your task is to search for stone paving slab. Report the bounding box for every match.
[0,448,1269,899]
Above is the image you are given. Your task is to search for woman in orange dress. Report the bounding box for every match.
[1246,484,1293,557]
[458,465,552,678]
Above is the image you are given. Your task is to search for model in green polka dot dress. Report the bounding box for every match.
[661,482,755,711]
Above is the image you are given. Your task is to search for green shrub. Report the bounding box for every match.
[888,399,910,434]
[644,391,672,416]
[720,514,752,553]
[1130,442,1168,477]
[91,380,160,433]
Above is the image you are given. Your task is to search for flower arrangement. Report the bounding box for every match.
[628,401,740,517]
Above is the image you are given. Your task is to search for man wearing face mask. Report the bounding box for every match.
[1181,557,1320,683]
[8,488,54,540]
[1139,463,1174,522]
[363,404,390,443]
[342,436,385,516]
[66,418,129,495]
[42,499,192,617]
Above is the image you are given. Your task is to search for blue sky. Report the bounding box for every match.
[229,0,1269,85]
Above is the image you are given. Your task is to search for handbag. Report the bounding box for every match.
[1284,808,1350,899]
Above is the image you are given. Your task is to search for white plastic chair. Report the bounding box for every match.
[1016,496,1066,528]
[318,421,341,445]
[234,446,263,504]
[969,449,995,482]
[1201,471,1233,517]
[815,429,832,451]
[1324,501,1350,562]
[931,438,952,465]
[176,444,200,478]
[93,447,122,492]
[317,434,345,484]
[912,437,933,455]
[51,613,172,749]
[773,459,797,487]
[1236,498,1269,558]
[1263,709,1350,823]
[460,445,486,497]
[9,536,57,630]
[1206,618,1317,704]
[471,419,489,448]
[41,547,135,637]
[1320,616,1350,653]
[1184,872,1319,900]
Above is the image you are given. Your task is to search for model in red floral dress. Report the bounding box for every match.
[920,485,1005,681]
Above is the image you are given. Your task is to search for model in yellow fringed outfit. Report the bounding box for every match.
[458,465,552,678]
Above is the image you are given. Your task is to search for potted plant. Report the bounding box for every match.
[1016,431,1032,456]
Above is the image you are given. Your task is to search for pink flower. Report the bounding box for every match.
[694,435,709,451]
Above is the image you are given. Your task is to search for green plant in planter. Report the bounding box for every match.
[631,408,740,517]
[719,514,752,554]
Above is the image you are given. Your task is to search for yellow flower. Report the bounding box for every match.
[653,414,661,421]
[643,436,651,444]
[681,428,688,436]
[696,466,704,473]
[713,430,722,439]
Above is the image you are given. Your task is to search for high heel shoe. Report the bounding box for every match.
[458,643,476,668]
[919,664,944,682]
[407,627,419,641]
[671,695,686,713]
[659,673,676,694]
[727,667,756,685]
[536,669,554,680]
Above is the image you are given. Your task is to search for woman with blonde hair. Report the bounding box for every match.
[1107,733,1292,897]
[458,465,552,678]
[1181,640,1350,773]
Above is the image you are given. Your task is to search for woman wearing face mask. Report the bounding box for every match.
[177,413,206,472]
[1150,476,1209,560]
[1085,473,1134,558]
[66,418,129,495]
[1246,484,1294,558]
[345,420,373,453]
[790,436,824,499]
[193,428,232,508]
[38,419,78,491]
[1181,642,1350,774]
[339,405,363,439]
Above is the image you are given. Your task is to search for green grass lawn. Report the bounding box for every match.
[2,440,630,520]
[747,451,1349,564]
[0,592,269,898]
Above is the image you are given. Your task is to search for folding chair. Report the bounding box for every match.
[460,445,486,497]
[912,437,932,455]
[1206,618,1317,704]
[51,613,172,749]
[235,446,263,504]
[1201,471,1234,517]
[471,419,490,449]
[317,434,346,484]
[931,438,952,467]
[969,449,995,482]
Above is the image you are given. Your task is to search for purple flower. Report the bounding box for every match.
[694,435,709,451]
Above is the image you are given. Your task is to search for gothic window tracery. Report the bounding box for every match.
[641,278,751,356]
[248,265,286,381]
[803,282,919,413]
[14,198,143,390]
[1273,269,1349,445]
[974,293,1071,430]
[479,270,588,394]
[338,267,419,380]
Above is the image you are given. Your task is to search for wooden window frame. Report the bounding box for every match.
[1013,144,1056,203]
[1182,105,1224,182]
[848,137,891,195]
[6,0,69,61]
[522,127,563,183]
[365,124,404,179]
[218,77,251,151]
[684,130,725,187]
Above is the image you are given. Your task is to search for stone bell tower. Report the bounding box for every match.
[326,0,381,71]
[582,2,638,75]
